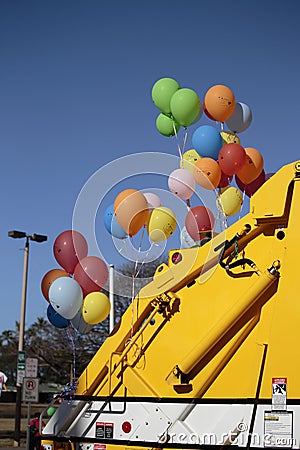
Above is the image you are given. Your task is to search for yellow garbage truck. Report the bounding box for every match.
[41,160,300,450]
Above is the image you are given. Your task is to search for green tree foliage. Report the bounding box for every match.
[0,255,166,387]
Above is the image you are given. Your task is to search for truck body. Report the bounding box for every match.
[42,160,300,449]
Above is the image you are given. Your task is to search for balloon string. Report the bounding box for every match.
[65,325,77,396]
[182,127,188,155]
[173,122,183,160]
[130,273,135,338]
[117,238,128,255]
[216,193,228,231]
[238,189,246,220]
[134,241,157,278]
[134,226,145,276]
[119,236,135,266]
[130,226,146,337]
[72,312,84,336]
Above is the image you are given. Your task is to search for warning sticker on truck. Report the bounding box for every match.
[96,422,114,439]
[264,411,293,448]
[272,377,287,411]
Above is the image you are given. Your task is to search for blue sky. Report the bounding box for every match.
[1,0,299,334]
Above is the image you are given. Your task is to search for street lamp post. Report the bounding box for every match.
[8,230,47,447]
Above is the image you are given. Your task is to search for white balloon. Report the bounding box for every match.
[49,277,83,320]
[226,102,252,133]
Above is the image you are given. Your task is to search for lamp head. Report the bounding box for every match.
[8,230,27,239]
[30,233,48,243]
[8,230,48,243]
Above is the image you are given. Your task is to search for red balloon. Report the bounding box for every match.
[235,170,266,197]
[185,206,215,242]
[41,268,70,302]
[218,143,247,176]
[74,256,108,297]
[53,230,88,274]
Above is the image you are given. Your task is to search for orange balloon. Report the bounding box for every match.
[41,268,70,302]
[204,84,236,123]
[236,147,264,184]
[114,189,149,237]
[193,157,221,190]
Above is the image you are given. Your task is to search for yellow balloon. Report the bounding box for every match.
[82,292,111,325]
[147,207,177,242]
[217,186,243,217]
[180,149,201,173]
[220,131,240,145]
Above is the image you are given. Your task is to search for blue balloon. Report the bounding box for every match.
[104,203,127,239]
[47,304,70,328]
[49,277,83,319]
[192,125,223,160]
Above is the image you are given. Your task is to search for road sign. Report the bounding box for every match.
[17,351,27,384]
[17,368,25,385]
[22,377,39,402]
[25,358,38,378]
[18,350,26,363]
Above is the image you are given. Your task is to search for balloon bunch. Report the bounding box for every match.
[152,77,202,137]
[104,189,177,244]
[194,84,264,215]
[189,132,264,217]
[41,230,110,332]
[165,163,215,244]
[153,80,266,220]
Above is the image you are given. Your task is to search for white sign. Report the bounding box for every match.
[17,369,25,385]
[26,358,38,378]
[22,377,39,402]
[264,411,293,447]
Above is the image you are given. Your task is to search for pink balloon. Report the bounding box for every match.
[144,192,162,210]
[235,170,266,197]
[74,256,108,297]
[53,230,88,274]
[168,168,196,200]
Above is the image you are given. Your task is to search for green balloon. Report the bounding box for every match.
[156,113,180,137]
[47,406,56,417]
[170,88,201,127]
[152,78,180,114]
